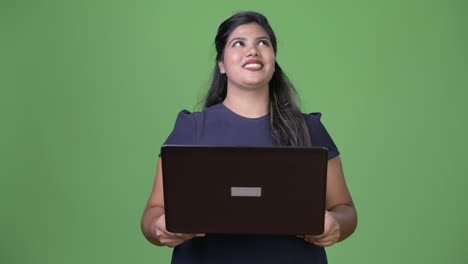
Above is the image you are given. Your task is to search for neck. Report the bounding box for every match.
[223,84,269,118]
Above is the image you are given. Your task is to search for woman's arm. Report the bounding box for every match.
[141,158,205,247]
[302,156,357,246]
[141,158,166,246]
[325,156,357,241]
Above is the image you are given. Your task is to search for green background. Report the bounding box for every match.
[1,0,467,263]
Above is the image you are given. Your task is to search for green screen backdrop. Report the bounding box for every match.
[1,0,467,263]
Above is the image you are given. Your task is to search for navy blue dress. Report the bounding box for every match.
[163,103,339,264]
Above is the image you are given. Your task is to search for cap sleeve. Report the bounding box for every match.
[163,110,197,145]
[305,113,340,160]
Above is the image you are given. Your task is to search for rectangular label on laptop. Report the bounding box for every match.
[231,187,262,197]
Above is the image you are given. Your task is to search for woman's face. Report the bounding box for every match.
[218,23,276,91]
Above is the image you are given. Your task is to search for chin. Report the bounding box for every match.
[243,79,269,88]
[243,83,268,90]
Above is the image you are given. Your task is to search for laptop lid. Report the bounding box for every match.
[161,145,328,235]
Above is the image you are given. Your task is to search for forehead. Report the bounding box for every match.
[227,23,269,40]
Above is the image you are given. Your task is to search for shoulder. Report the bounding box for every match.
[304,112,322,122]
[164,109,201,145]
[303,112,328,136]
[176,104,223,116]
[172,104,221,124]
[172,109,196,128]
[165,105,224,145]
[303,112,324,130]
[170,104,224,131]
[303,112,340,160]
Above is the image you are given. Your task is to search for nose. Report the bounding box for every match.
[247,46,259,57]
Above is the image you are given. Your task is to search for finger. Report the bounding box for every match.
[160,237,185,248]
[155,216,179,238]
[155,227,167,238]
[174,233,197,240]
[304,235,323,245]
[303,235,316,244]
[312,239,335,247]
[310,234,339,247]
[308,233,328,241]
[165,240,183,248]
[174,233,206,240]
[157,226,177,238]
[304,234,324,242]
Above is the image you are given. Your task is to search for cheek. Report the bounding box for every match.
[266,55,276,72]
[267,52,276,63]
[225,51,243,63]
[262,50,275,64]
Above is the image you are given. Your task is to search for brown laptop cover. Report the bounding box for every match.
[161,145,328,235]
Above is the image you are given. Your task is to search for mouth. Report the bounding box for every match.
[243,60,263,71]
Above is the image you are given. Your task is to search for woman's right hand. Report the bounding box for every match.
[154,214,205,248]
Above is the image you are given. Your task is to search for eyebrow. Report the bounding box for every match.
[228,36,270,45]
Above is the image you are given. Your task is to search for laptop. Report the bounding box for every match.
[160,145,328,235]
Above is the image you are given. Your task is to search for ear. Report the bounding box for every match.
[218,60,226,74]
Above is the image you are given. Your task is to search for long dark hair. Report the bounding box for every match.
[204,11,312,147]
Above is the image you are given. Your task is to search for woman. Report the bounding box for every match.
[141,11,357,263]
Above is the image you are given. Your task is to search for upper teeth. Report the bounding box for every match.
[244,63,262,68]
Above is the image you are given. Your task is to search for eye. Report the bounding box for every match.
[232,40,245,47]
[258,40,270,46]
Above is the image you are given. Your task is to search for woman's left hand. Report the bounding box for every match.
[298,210,341,247]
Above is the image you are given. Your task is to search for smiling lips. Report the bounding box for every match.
[242,59,263,71]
